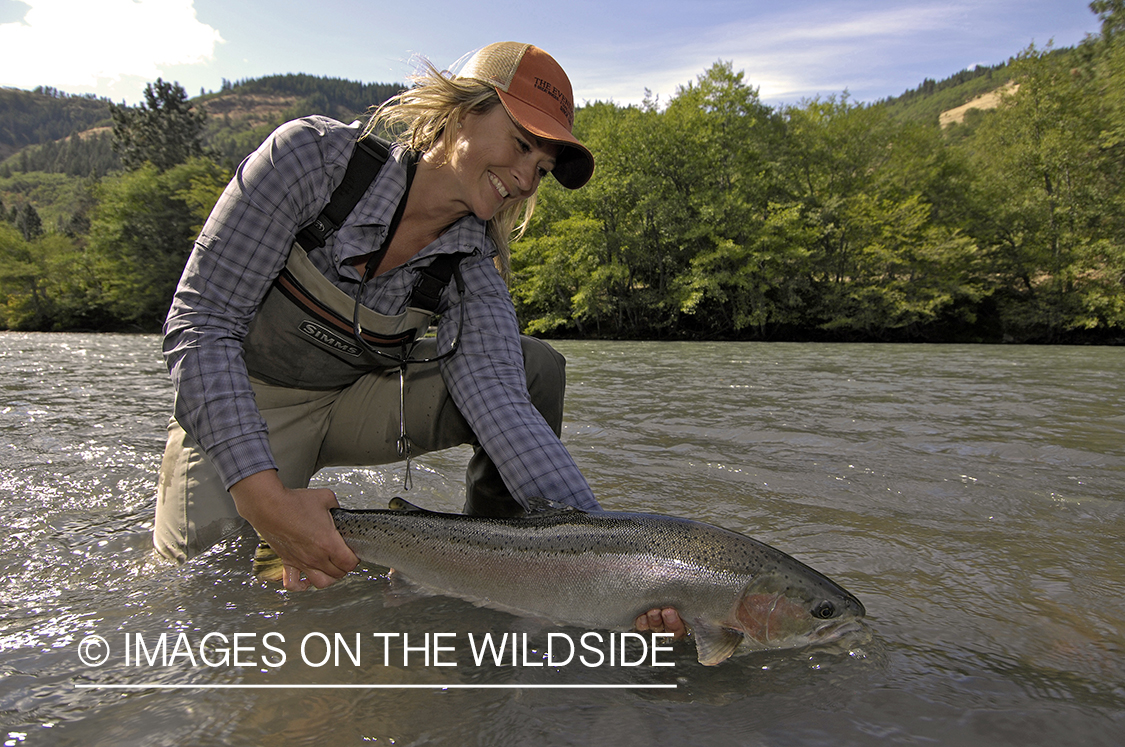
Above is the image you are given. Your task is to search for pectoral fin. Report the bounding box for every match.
[691,618,745,666]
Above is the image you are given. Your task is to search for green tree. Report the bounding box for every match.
[652,63,781,331]
[86,158,230,328]
[679,203,818,335]
[110,79,212,172]
[1091,0,1125,39]
[514,101,659,336]
[15,203,43,241]
[0,222,54,328]
[511,215,623,335]
[962,43,1124,338]
[511,46,1120,342]
[773,96,983,337]
[515,64,784,338]
[0,222,104,330]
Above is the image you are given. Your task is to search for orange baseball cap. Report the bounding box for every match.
[457,42,595,189]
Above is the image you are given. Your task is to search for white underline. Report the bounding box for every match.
[75,683,677,690]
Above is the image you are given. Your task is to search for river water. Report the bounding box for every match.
[1,332,1122,746]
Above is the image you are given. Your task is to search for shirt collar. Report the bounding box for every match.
[360,143,492,253]
[332,142,494,270]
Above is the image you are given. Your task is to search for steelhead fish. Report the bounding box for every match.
[329,499,866,666]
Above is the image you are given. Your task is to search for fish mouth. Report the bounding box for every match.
[811,619,864,644]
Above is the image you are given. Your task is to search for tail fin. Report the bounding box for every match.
[252,538,285,583]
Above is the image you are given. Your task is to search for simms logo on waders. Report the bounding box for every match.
[298,320,363,357]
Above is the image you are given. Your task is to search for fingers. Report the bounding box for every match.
[299,488,360,579]
[277,528,356,591]
[661,607,687,639]
[232,473,358,591]
[634,607,687,639]
[283,565,310,592]
[283,563,342,592]
[635,608,662,632]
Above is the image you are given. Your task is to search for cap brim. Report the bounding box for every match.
[496,90,595,189]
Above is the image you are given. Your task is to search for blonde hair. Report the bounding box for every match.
[363,59,537,281]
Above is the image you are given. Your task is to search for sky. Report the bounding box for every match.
[0,0,1105,108]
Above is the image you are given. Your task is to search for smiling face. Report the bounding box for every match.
[441,103,560,222]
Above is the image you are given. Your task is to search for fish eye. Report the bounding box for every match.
[812,601,836,619]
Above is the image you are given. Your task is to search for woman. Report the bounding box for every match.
[155,42,683,637]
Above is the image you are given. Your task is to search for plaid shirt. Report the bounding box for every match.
[163,116,598,511]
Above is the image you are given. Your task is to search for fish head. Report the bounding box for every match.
[691,566,865,666]
[732,569,866,651]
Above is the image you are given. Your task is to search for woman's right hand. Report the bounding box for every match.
[230,470,358,591]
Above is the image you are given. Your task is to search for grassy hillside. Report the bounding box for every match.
[2,51,1072,178]
[0,60,1042,257]
[0,74,403,238]
[4,18,1124,342]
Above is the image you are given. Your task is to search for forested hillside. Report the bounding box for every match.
[0,72,405,330]
[197,74,404,166]
[0,73,404,178]
[0,87,113,161]
[878,61,1012,123]
[2,2,1124,342]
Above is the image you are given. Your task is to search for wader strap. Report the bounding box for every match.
[295,135,392,251]
[411,254,462,311]
[289,131,460,316]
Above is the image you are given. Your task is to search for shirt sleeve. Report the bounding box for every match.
[162,117,358,489]
[436,255,601,511]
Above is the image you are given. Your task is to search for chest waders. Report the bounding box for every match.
[241,135,464,487]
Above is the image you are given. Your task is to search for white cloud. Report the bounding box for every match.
[572,2,976,106]
[0,0,222,93]
[760,4,968,44]
[687,3,972,99]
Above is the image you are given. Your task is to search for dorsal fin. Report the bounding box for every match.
[388,496,429,512]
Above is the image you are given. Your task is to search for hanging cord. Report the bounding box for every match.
[388,265,464,491]
[397,357,413,490]
[345,152,465,489]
